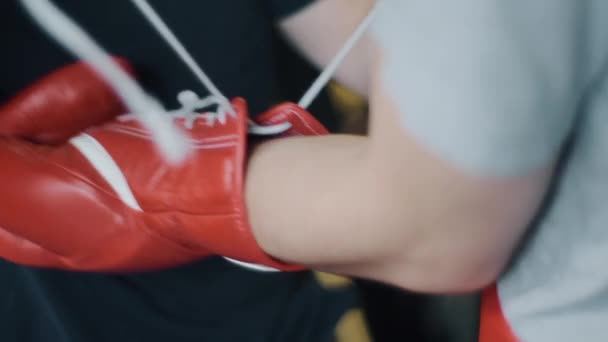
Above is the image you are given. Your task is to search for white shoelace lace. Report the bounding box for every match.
[129,0,294,135]
[118,90,231,128]
[19,0,376,151]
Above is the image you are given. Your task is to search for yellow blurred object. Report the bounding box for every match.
[327,82,368,134]
[316,272,374,342]
[336,309,373,342]
[315,272,353,288]
[328,82,367,113]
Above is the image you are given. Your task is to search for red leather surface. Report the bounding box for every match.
[0,99,327,273]
[479,285,520,342]
[0,57,134,144]
[256,102,329,136]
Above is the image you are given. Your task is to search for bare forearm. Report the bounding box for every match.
[244,134,456,291]
[245,60,549,292]
[245,132,547,292]
[244,134,453,290]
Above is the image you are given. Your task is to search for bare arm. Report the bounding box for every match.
[278,0,374,96]
[250,0,577,293]
[246,51,554,293]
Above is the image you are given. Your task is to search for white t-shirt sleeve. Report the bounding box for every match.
[372,0,584,176]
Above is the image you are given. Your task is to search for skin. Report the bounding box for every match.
[244,0,557,293]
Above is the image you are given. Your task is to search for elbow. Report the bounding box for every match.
[444,256,506,293]
[388,256,505,294]
[379,239,511,294]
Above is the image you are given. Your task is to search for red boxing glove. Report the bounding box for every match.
[0,99,327,273]
[0,57,134,144]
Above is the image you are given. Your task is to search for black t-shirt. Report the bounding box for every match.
[0,1,353,341]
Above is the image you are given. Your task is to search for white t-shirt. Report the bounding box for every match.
[372,1,608,340]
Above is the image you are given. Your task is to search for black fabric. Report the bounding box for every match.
[357,279,480,342]
[0,1,351,341]
[268,0,314,20]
